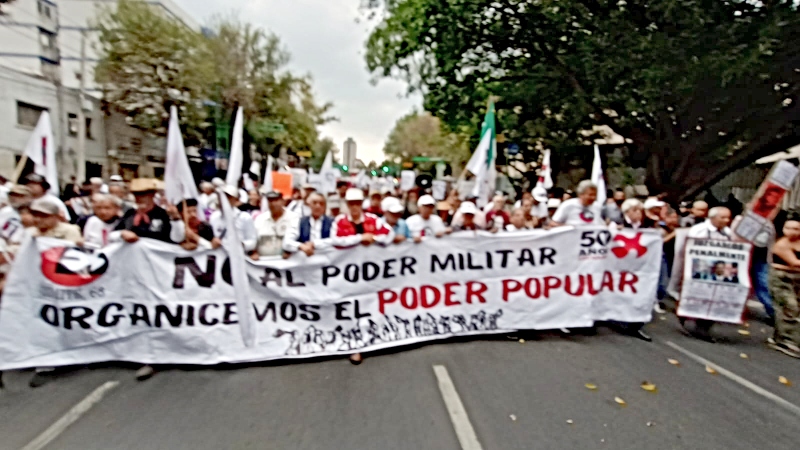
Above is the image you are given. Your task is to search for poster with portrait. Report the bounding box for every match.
[678,238,753,323]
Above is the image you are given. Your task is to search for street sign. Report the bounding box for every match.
[411,156,445,163]
[507,143,520,155]
[296,150,312,158]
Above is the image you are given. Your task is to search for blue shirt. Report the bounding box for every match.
[393,219,411,239]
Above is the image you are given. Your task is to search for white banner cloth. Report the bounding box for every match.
[0,228,661,369]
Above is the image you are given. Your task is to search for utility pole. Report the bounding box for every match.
[76,30,87,183]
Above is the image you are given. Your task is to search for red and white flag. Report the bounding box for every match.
[23,111,58,195]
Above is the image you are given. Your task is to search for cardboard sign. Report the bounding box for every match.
[400,170,416,191]
[272,172,293,199]
[432,180,447,200]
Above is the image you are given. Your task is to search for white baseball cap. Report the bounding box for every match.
[417,194,436,207]
[547,198,561,209]
[345,188,365,202]
[532,187,548,203]
[459,201,478,215]
[643,198,665,210]
[221,184,239,198]
[383,198,405,214]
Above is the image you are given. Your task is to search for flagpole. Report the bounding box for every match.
[12,155,28,183]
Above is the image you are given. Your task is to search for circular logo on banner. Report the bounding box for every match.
[579,209,594,223]
[41,247,109,287]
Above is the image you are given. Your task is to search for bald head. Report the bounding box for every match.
[708,206,731,230]
[691,201,709,219]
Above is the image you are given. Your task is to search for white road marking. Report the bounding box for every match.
[665,341,800,417]
[433,365,484,450]
[20,380,120,450]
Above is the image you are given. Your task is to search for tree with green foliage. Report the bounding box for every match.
[383,112,471,174]
[95,0,214,144]
[365,0,799,199]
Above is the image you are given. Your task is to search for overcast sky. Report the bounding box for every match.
[174,0,421,164]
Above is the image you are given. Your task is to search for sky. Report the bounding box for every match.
[173,0,422,164]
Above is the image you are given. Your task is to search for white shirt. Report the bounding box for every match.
[210,209,258,252]
[287,199,310,217]
[83,216,123,249]
[406,214,447,238]
[688,220,732,240]
[0,205,25,244]
[505,224,528,232]
[282,215,332,253]
[254,208,298,256]
[514,200,548,219]
[551,198,604,226]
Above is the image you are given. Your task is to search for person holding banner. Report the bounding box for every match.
[287,184,314,217]
[549,180,604,227]
[407,195,451,241]
[178,199,217,251]
[27,198,82,244]
[382,199,411,243]
[681,206,733,342]
[505,208,530,231]
[20,174,70,222]
[117,179,185,246]
[283,192,332,257]
[451,202,486,232]
[331,188,395,365]
[767,216,800,358]
[82,194,123,249]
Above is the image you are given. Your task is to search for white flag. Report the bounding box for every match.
[23,111,58,195]
[465,102,497,207]
[225,107,245,187]
[164,106,199,205]
[591,144,607,206]
[321,149,333,172]
[535,149,553,190]
[218,189,257,347]
[260,155,274,212]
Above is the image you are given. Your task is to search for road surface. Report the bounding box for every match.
[1,311,798,450]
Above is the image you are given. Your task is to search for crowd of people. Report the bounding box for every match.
[0,171,796,388]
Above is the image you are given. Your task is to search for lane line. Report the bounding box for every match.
[665,341,800,417]
[20,380,120,450]
[432,365,484,450]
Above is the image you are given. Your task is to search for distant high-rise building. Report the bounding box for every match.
[343,138,357,169]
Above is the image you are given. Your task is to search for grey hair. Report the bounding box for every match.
[92,193,122,207]
[200,181,214,190]
[620,198,643,214]
[576,180,597,195]
[307,192,326,203]
[708,206,730,219]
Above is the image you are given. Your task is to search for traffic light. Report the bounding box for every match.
[382,166,389,173]
[371,170,377,176]
[341,165,348,172]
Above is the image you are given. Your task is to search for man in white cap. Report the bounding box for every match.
[27,198,82,244]
[331,188,394,366]
[331,188,394,249]
[451,201,485,232]
[406,194,450,241]
[381,197,410,243]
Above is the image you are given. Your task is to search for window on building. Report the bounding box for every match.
[39,32,55,49]
[38,1,52,19]
[17,102,47,128]
[86,118,93,140]
[68,113,78,137]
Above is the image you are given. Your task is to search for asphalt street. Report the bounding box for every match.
[1,310,799,450]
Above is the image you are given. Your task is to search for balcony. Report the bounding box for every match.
[37,0,58,34]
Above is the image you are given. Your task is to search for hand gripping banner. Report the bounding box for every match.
[0,228,661,369]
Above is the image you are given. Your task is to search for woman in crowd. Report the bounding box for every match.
[768,214,800,358]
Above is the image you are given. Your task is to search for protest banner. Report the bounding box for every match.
[0,228,661,370]
[734,160,798,244]
[677,238,753,323]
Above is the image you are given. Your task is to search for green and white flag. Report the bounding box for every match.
[466,101,497,206]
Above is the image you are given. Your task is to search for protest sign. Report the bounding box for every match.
[307,172,323,193]
[400,170,416,191]
[677,238,753,323]
[0,228,661,370]
[272,172,293,199]
[432,180,447,200]
[320,169,339,194]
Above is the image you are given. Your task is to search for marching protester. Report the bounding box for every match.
[335,180,350,202]
[365,191,384,216]
[210,185,258,258]
[602,188,626,225]
[0,185,31,251]
[436,201,451,223]
[331,188,394,365]
[178,199,217,251]
[643,198,664,227]
[287,184,314,216]
[381,197,411,243]
[255,191,298,258]
[403,189,419,219]
[197,181,216,218]
[549,180,604,227]
[328,194,341,217]
[451,201,485,232]
[108,180,135,215]
[681,206,733,342]
[680,200,709,228]
[283,192,332,257]
[485,194,510,230]
[767,214,800,358]
[82,194,123,249]
[241,189,262,216]
[117,179,185,246]
[406,194,451,241]
[506,207,530,231]
[20,174,71,222]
